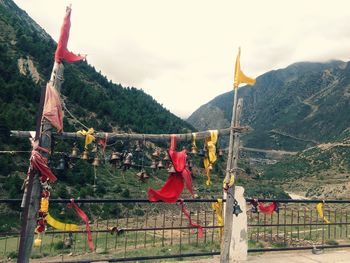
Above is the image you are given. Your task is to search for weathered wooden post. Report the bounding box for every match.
[220,48,255,262]
[17,60,64,263]
[220,87,241,262]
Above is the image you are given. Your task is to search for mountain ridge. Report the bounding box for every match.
[188,60,350,151]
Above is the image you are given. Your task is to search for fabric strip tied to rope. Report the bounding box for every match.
[148,135,193,203]
[203,130,218,186]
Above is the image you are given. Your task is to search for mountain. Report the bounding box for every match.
[188,60,350,151]
[0,0,196,201]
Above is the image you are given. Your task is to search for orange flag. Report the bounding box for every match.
[234,47,256,88]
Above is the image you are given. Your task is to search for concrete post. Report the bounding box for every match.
[229,186,248,262]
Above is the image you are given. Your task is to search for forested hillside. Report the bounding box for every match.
[0,0,195,201]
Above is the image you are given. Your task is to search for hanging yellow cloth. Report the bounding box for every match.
[77,128,95,149]
[203,130,218,186]
[316,203,331,224]
[212,199,224,238]
[46,213,79,231]
[223,175,235,190]
[234,47,256,88]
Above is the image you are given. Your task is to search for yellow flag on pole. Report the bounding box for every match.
[234,47,256,88]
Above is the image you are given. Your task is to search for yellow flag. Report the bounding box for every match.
[46,213,79,231]
[212,199,224,238]
[234,47,256,88]
[316,203,330,224]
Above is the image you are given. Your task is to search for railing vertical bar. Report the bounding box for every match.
[73,232,77,254]
[94,218,99,252]
[204,210,207,243]
[297,209,300,241]
[334,210,337,239]
[135,215,139,249]
[328,209,331,240]
[124,212,129,257]
[340,209,343,238]
[170,211,174,246]
[315,206,319,241]
[211,209,215,243]
[291,209,294,244]
[162,212,165,247]
[179,209,183,256]
[346,211,348,238]
[270,212,273,242]
[188,209,191,245]
[4,235,8,254]
[283,204,287,246]
[105,218,109,251]
[196,209,199,246]
[153,217,156,247]
[277,208,280,240]
[257,210,260,242]
[144,213,148,248]
[114,217,119,250]
[309,209,312,240]
[303,207,306,240]
[263,212,266,240]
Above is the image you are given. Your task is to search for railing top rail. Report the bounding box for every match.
[1,198,350,204]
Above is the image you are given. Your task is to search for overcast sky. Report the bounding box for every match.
[13,0,350,118]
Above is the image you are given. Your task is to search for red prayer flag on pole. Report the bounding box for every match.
[55,6,86,63]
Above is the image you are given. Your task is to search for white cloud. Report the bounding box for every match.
[13,0,350,118]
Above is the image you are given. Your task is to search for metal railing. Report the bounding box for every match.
[1,198,350,262]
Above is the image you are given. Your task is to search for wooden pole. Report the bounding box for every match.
[220,87,243,262]
[10,126,251,142]
[17,62,64,263]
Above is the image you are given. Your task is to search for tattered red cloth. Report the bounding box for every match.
[167,135,193,195]
[68,199,94,252]
[55,6,85,63]
[148,135,193,203]
[258,202,278,214]
[42,82,63,132]
[29,141,57,183]
[148,174,184,203]
[179,200,203,238]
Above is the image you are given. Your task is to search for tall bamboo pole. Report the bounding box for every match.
[220,85,241,262]
[17,62,64,263]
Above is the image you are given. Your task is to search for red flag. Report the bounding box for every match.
[68,199,94,252]
[258,202,278,214]
[55,6,85,63]
[42,82,63,132]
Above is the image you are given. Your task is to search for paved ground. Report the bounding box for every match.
[180,249,350,263]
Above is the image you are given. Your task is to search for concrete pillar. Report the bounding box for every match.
[229,186,248,262]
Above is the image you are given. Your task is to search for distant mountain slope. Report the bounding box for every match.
[0,0,196,201]
[0,0,194,136]
[188,60,350,151]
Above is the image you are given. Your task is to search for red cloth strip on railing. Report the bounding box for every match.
[178,199,203,238]
[67,199,94,251]
[258,201,278,214]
